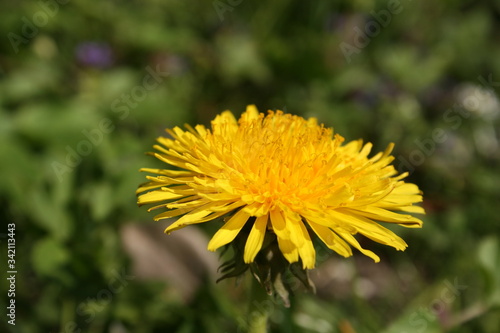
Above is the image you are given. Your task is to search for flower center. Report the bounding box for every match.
[207,111,341,212]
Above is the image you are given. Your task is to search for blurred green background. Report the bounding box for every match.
[1,0,500,332]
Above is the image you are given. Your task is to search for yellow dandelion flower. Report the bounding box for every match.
[137,105,424,270]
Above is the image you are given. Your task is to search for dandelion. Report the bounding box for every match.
[137,105,424,280]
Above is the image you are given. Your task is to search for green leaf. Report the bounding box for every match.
[89,182,113,221]
[477,236,499,274]
[30,189,73,241]
[31,237,69,276]
[477,236,500,306]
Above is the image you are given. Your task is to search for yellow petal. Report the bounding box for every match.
[394,205,426,214]
[393,183,422,195]
[136,181,166,194]
[307,220,352,258]
[270,208,299,263]
[212,111,237,127]
[322,184,355,207]
[166,198,209,209]
[337,231,380,262]
[137,190,184,206]
[335,210,407,251]
[207,209,250,251]
[352,206,423,227]
[382,193,423,205]
[139,168,195,177]
[242,201,268,217]
[244,214,268,263]
[153,207,193,220]
[280,207,316,268]
[282,207,305,248]
[359,142,373,158]
[295,219,316,269]
[301,210,357,233]
[244,105,260,120]
[153,153,190,170]
[276,237,299,263]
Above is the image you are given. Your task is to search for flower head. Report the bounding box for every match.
[137,105,424,270]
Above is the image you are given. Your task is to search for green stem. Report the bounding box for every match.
[247,277,270,333]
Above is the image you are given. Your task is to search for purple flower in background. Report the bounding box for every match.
[75,42,113,68]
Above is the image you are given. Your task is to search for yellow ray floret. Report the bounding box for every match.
[137,105,425,269]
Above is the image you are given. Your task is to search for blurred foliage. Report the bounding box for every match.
[1,0,500,332]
